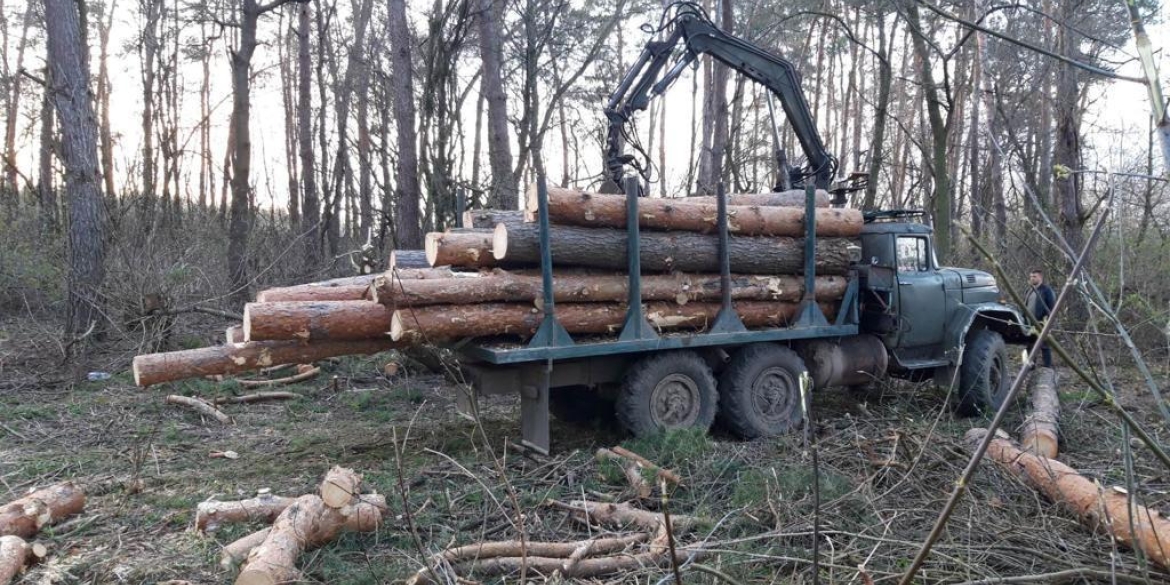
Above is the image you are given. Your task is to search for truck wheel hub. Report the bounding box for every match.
[753,367,798,422]
[651,373,701,427]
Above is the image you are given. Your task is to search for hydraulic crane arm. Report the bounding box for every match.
[605,2,836,190]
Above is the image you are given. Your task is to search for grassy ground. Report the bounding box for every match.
[3,320,1170,584]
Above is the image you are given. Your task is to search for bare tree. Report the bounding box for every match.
[477,0,515,208]
[3,1,34,199]
[298,0,321,266]
[44,0,107,339]
[227,0,300,305]
[388,0,422,247]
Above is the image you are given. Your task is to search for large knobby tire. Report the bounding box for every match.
[955,329,1009,416]
[616,351,718,437]
[718,343,808,439]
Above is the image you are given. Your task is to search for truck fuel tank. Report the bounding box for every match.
[801,334,889,389]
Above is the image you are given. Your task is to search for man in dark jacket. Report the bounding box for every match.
[1024,269,1056,367]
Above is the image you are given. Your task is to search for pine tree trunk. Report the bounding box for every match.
[298,0,320,266]
[388,0,422,247]
[478,0,516,209]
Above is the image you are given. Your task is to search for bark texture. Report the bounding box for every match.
[477,0,515,209]
[370,270,847,307]
[196,494,296,532]
[0,535,35,585]
[494,222,854,275]
[388,0,422,248]
[0,483,85,538]
[132,339,400,386]
[244,301,393,342]
[530,188,862,237]
[45,0,106,337]
[391,300,835,341]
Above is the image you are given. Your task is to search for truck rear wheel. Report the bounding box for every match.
[956,329,1009,416]
[717,344,807,439]
[616,351,717,437]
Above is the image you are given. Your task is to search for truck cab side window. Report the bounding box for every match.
[897,236,929,273]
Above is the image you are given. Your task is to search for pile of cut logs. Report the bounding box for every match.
[133,186,862,386]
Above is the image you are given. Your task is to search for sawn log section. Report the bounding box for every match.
[370,270,848,307]
[532,189,863,237]
[493,221,854,275]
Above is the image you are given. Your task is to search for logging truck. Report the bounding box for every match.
[454,2,1034,454]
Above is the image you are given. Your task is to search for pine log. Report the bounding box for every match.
[452,548,705,580]
[389,249,430,270]
[529,189,862,237]
[1020,367,1060,459]
[133,339,400,386]
[213,392,301,405]
[387,266,457,280]
[243,301,393,342]
[527,185,830,210]
[256,284,369,303]
[370,269,847,307]
[391,300,835,341]
[463,209,525,229]
[320,466,362,508]
[195,494,296,533]
[548,499,695,533]
[0,483,85,539]
[166,395,232,425]
[493,222,854,275]
[968,429,1170,569]
[425,229,496,269]
[436,533,648,564]
[235,493,385,585]
[221,528,271,570]
[0,535,40,585]
[610,446,683,485]
[226,325,244,344]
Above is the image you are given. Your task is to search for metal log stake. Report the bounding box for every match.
[618,176,658,341]
[795,184,829,327]
[528,175,574,349]
[709,182,746,333]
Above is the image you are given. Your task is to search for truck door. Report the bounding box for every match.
[895,235,946,354]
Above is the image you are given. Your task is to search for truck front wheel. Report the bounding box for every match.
[717,344,808,439]
[616,351,718,437]
[956,329,1009,416]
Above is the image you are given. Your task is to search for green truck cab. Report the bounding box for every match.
[857,216,1032,416]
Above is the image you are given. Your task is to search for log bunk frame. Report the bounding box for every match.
[453,177,859,454]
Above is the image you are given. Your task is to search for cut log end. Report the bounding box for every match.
[320,467,362,508]
[424,233,442,267]
[390,312,406,342]
[242,304,254,343]
[492,223,508,261]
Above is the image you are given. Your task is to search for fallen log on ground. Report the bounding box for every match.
[493,222,854,275]
[196,493,296,532]
[1020,367,1059,459]
[133,339,400,386]
[166,395,232,425]
[0,536,46,585]
[213,392,301,405]
[0,483,86,539]
[610,446,683,485]
[369,270,847,307]
[596,449,652,498]
[234,493,385,585]
[527,185,830,211]
[530,189,863,237]
[424,229,496,269]
[547,499,695,533]
[220,528,270,569]
[236,365,320,388]
[391,300,836,341]
[968,428,1170,569]
[320,466,362,508]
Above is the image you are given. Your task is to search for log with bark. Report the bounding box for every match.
[391,300,836,341]
[547,499,695,533]
[0,536,46,585]
[166,395,232,425]
[226,325,245,344]
[196,494,295,533]
[234,493,385,585]
[255,268,450,302]
[1020,367,1059,459]
[968,429,1170,569]
[221,528,270,569]
[529,188,863,237]
[133,339,400,386]
[424,229,496,269]
[493,221,854,275]
[369,269,848,307]
[527,185,830,211]
[244,301,394,342]
[388,249,429,270]
[0,483,85,539]
[463,209,525,229]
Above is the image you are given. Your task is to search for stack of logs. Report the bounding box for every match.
[133,186,862,386]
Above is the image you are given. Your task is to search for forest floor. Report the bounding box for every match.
[3,316,1170,584]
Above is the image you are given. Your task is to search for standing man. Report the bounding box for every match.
[1025,269,1056,367]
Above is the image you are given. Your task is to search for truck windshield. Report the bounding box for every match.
[897,236,930,273]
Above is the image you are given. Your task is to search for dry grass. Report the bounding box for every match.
[3,310,1170,584]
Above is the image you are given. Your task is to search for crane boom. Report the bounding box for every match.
[605,2,836,190]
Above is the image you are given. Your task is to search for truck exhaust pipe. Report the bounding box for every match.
[802,335,888,389]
